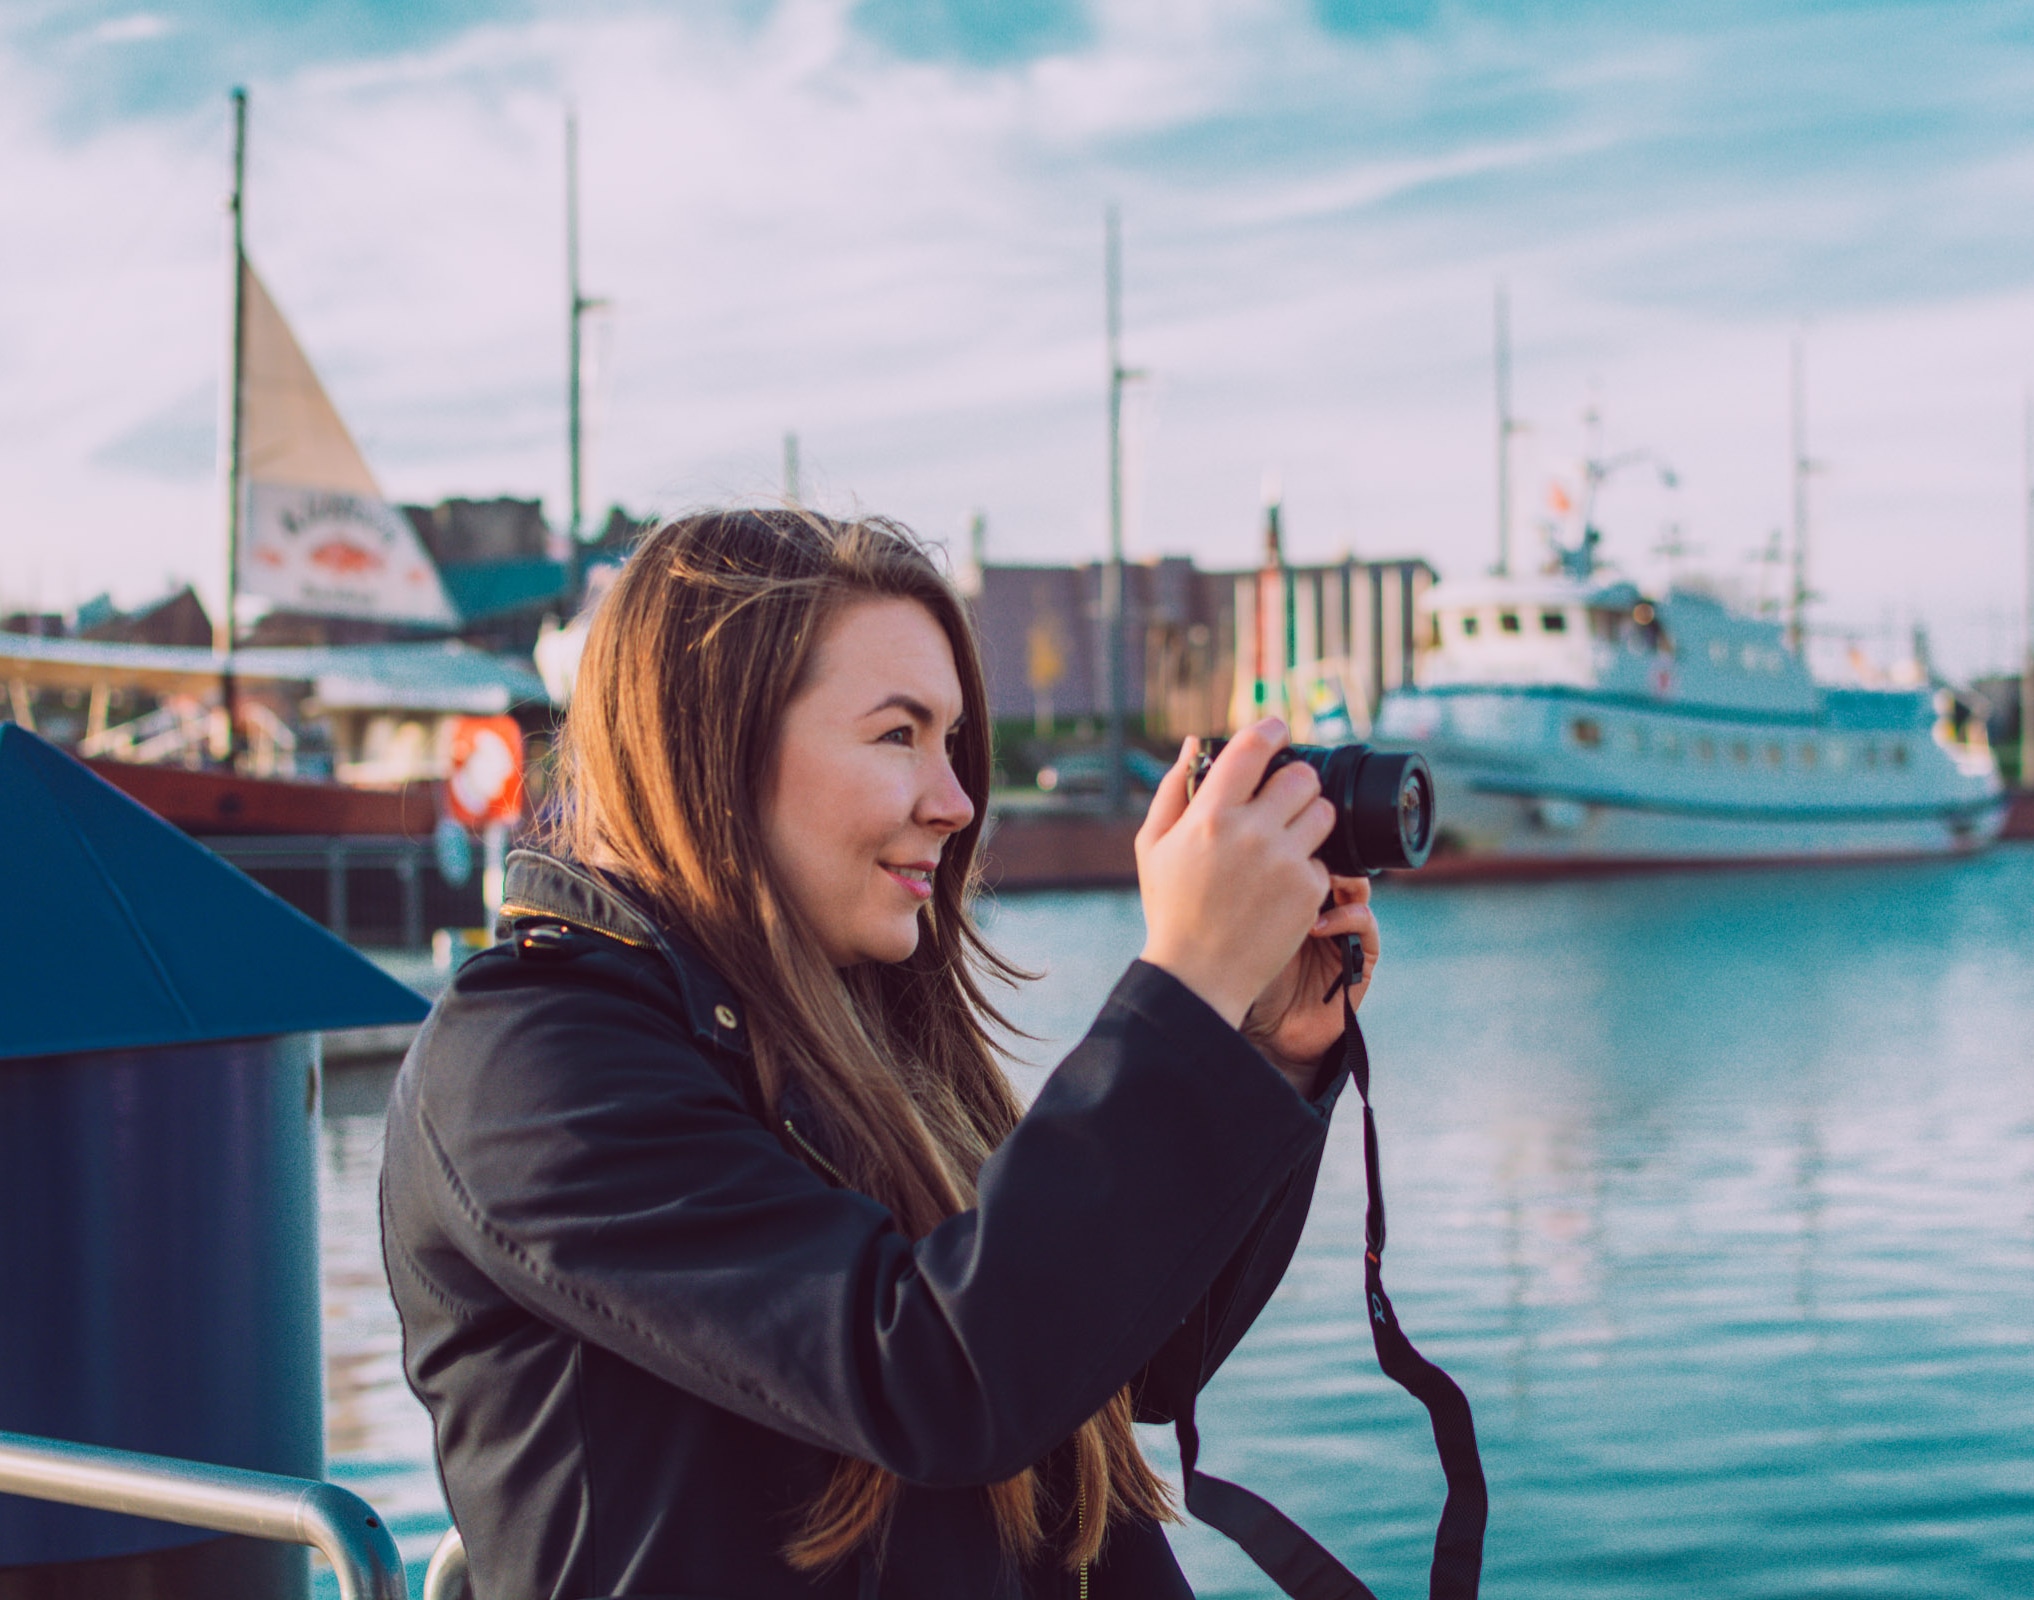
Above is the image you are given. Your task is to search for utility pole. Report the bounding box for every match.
[1788,333,1812,656]
[1264,487,1293,721]
[784,432,801,505]
[1494,284,1518,577]
[566,111,607,559]
[1103,205,1134,814]
[217,86,248,768]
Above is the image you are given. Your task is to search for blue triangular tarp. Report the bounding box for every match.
[0,725,429,1061]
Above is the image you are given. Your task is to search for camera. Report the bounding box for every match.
[1186,739,1436,875]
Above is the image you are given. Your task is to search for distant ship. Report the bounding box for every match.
[1373,566,2007,871]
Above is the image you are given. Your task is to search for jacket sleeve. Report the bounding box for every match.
[1130,1050,1350,1424]
[392,950,1332,1490]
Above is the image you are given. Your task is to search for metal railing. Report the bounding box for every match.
[421,1525,468,1600]
[0,1430,406,1600]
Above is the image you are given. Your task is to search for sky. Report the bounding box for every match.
[6,0,2034,677]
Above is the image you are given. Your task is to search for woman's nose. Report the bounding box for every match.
[919,757,975,834]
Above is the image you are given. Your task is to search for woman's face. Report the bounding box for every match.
[763,596,975,966]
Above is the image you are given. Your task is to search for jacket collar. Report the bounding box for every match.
[498,848,751,1060]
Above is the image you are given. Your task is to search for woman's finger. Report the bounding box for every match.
[1192,718,1288,810]
[1135,737,1196,850]
[1311,901,1378,938]
[1327,873,1372,908]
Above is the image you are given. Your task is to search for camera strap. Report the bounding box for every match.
[1172,937,1488,1599]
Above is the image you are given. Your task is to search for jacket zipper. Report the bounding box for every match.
[783,1119,848,1188]
[1076,1469,1089,1600]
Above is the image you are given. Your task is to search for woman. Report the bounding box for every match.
[381,508,1379,1599]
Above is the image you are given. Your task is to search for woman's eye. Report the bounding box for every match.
[879,725,913,746]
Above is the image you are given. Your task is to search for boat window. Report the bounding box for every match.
[1572,717,1602,749]
[1798,743,1818,769]
[1730,740,1751,766]
[1861,742,1878,769]
[1462,613,1480,637]
[1627,725,1649,753]
[1696,737,1716,763]
[1709,639,1729,664]
[1499,610,1521,634]
[1660,732,1683,760]
[1827,742,1848,770]
[1764,743,1785,768]
[1541,609,1568,633]
[1890,741,1909,768]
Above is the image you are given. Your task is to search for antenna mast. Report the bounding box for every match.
[1788,334,1811,655]
[217,87,248,767]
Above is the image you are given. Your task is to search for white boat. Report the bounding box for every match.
[1373,569,2007,870]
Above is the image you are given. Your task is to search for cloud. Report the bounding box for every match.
[1,0,2032,676]
[91,14,175,45]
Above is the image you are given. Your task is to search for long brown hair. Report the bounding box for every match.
[551,508,1173,1570]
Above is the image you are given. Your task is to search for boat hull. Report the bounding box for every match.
[1378,685,2008,874]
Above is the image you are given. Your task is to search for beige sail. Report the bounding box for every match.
[237,260,455,625]
[241,261,380,497]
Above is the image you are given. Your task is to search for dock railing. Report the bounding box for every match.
[421,1525,468,1600]
[0,1430,406,1600]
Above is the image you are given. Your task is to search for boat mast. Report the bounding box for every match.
[217,86,248,768]
[1494,284,1516,577]
[1103,204,1128,814]
[2023,390,2033,784]
[1788,334,1811,656]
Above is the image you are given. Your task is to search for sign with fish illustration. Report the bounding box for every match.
[243,482,457,624]
[228,261,457,625]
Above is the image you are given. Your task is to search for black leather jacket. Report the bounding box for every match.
[380,850,1349,1599]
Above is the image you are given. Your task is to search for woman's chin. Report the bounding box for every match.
[862,918,922,966]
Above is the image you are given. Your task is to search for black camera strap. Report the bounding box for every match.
[1173,937,1488,1599]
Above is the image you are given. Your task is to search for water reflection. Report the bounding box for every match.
[323,850,2034,1598]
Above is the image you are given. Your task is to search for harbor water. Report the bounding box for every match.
[319,848,2034,1597]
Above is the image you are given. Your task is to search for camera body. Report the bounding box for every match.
[1186,739,1436,875]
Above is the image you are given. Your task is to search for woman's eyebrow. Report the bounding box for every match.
[862,692,964,730]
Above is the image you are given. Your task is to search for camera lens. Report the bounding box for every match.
[1219,741,1435,874]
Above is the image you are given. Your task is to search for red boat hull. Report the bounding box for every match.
[85,759,435,838]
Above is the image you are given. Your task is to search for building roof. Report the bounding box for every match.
[0,633,550,713]
[438,558,573,625]
[0,724,428,1060]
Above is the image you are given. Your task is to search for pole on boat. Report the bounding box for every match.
[1494,284,1515,578]
[1788,333,1811,656]
[1103,204,1130,815]
[2022,389,2033,786]
[217,87,248,770]
[784,432,802,506]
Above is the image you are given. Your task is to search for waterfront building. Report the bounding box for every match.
[966,550,1433,744]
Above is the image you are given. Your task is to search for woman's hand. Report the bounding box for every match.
[1134,720,1334,1030]
[1241,875,1378,1097]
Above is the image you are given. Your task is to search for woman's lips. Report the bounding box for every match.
[882,862,935,901]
